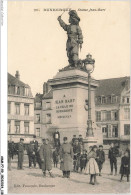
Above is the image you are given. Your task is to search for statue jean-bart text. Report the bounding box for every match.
[58,10,83,67]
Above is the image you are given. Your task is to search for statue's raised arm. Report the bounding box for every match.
[58,10,83,67]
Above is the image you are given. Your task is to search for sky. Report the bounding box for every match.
[8,1,130,96]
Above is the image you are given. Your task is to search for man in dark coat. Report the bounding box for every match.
[39,138,54,177]
[17,138,24,170]
[96,145,105,176]
[108,142,119,175]
[8,138,15,170]
[73,139,81,172]
[28,141,36,168]
[53,148,59,168]
[60,137,74,178]
[120,151,130,182]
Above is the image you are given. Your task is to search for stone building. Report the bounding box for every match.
[8,71,34,143]
[95,77,130,149]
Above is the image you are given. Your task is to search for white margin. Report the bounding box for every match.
[1,0,7,194]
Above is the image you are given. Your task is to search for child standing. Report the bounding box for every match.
[120,151,130,182]
[86,145,99,185]
[80,149,87,172]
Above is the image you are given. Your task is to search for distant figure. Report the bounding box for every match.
[78,135,83,144]
[53,130,60,148]
[73,139,81,172]
[86,145,99,185]
[40,138,54,177]
[60,137,74,178]
[126,143,130,158]
[96,145,105,176]
[108,142,119,175]
[80,149,87,172]
[8,138,15,171]
[36,145,42,169]
[120,151,130,182]
[28,141,36,168]
[72,135,77,146]
[53,148,59,168]
[17,138,24,170]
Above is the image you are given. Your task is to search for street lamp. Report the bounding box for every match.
[83,54,95,137]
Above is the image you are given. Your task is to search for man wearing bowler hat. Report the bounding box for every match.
[17,138,24,170]
[60,137,74,178]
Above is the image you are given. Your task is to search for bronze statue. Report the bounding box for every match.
[58,10,83,67]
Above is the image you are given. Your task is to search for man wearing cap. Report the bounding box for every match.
[40,138,54,177]
[58,10,83,67]
[73,139,81,172]
[108,142,119,175]
[60,137,74,178]
[17,138,24,170]
[96,145,105,176]
[32,135,39,167]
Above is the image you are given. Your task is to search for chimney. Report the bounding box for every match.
[15,71,20,80]
[43,82,48,95]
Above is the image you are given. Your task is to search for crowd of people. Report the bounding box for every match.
[8,134,130,185]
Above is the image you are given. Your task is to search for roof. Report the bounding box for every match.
[43,90,53,99]
[34,93,43,103]
[8,73,29,88]
[95,76,130,96]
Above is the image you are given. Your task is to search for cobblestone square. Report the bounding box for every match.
[8,157,130,194]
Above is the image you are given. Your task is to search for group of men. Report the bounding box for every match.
[8,134,130,182]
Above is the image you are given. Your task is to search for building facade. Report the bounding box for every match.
[95,77,130,149]
[8,71,34,143]
[34,76,130,148]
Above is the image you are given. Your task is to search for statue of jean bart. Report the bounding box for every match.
[58,10,83,67]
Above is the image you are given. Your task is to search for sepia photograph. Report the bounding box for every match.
[3,0,130,194]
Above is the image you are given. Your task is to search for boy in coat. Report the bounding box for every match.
[96,145,105,176]
[53,148,59,168]
[120,151,130,182]
[80,149,87,172]
[39,138,54,177]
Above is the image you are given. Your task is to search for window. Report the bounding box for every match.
[112,111,118,120]
[36,114,40,123]
[46,102,51,110]
[46,113,51,124]
[8,120,11,133]
[8,102,11,114]
[97,97,101,104]
[96,111,101,121]
[36,128,40,137]
[24,88,29,96]
[101,111,106,121]
[107,96,111,104]
[24,122,29,134]
[15,103,20,114]
[24,104,29,115]
[124,108,130,119]
[102,97,106,104]
[15,86,20,95]
[15,121,20,133]
[127,97,130,104]
[112,96,116,103]
[124,124,130,135]
[107,111,111,121]
[112,125,118,137]
[102,126,107,138]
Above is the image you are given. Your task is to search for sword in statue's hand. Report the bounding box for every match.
[60,3,72,17]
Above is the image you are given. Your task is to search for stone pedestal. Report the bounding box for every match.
[48,68,101,143]
[83,136,98,151]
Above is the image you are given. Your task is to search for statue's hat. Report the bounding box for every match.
[69,10,80,21]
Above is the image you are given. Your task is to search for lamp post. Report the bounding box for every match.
[83,54,95,137]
